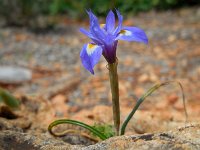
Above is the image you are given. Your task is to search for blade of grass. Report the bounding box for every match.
[120,81,187,135]
[0,88,20,108]
[48,119,108,140]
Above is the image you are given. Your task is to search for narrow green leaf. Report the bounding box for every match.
[0,88,20,108]
[48,119,108,140]
[120,81,187,135]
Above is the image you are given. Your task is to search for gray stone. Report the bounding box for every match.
[0,124,200,150]
[0,66,32,84]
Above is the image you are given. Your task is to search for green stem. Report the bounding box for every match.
[108,62,120,136]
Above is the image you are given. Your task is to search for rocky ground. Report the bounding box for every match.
[0,7,200,149]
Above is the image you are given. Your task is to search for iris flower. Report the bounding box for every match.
[80,10,148,74]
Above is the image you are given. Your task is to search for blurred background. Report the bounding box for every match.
[0,0,199,28]
[0,0,200,135]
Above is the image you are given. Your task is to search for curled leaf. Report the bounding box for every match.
[120,81,187,135]
[48,119,108,140]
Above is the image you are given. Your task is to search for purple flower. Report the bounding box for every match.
[80,10,148,74]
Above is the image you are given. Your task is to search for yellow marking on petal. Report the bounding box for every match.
[100,24,105,28]
[86,44,98,55]
[88,43,95,49]
[120,30,132,36]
